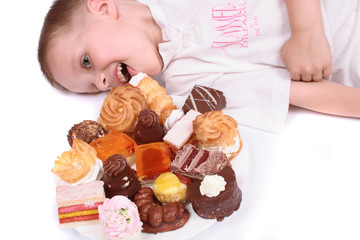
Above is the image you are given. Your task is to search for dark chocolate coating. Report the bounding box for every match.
[67,120,107,147]
[187,166,242,221]
[101,154,141,199]
[134,109,165,145]
[182,84,226,114]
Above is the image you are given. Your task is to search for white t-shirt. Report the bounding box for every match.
[140,0,359,132]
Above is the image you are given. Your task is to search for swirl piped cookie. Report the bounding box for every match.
[52,138,103,185]
[98,84,147,133]
[193,111,242,160]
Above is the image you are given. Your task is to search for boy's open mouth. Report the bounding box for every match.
[116,63,131,83]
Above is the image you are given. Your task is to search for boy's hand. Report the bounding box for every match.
[281,30,333,82]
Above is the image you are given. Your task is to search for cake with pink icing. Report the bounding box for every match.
[98,196,142,240]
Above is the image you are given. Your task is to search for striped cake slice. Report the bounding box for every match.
[56,181,105,227]
[170,144,230,180]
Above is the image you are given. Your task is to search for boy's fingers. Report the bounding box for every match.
[290,72,301,81]
[312,72,323,81]
[300,73,312,82]
[322,64,333,80]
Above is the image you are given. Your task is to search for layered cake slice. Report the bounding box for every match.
[170,144,230,179]
[56,181,105,227]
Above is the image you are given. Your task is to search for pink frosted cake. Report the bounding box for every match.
[98,195,142,240]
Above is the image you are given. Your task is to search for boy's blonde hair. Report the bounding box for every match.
[38,0,87,90]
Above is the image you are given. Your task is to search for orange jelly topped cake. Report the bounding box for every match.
[90,131,136,165]
[135,142,171,180]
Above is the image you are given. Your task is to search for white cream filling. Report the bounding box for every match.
[200,174,227,197]
[203,134,240,158]
[164,109,185,131]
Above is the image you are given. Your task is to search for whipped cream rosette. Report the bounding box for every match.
[52,138,103,186]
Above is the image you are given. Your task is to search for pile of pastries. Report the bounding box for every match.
[51,74,243,240]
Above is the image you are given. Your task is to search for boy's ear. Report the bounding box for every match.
[87,0,118,18]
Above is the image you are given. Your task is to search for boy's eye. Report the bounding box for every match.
[81,56,91,69]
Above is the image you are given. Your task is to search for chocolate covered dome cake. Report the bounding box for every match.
[101,154,141,199]
[187,166,242,221]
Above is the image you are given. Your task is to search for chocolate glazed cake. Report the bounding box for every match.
[187,166,242,221]
[182,84,226,114]
[134,109,165,145]
[101,154,141,199]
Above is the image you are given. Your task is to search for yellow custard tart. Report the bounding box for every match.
[153,172,187,203]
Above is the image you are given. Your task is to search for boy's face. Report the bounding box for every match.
[47,15,163,93]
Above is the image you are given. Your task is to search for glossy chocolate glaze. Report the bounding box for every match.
[187,166,242,221]
[134,109,165,145]
[182,84,226,114]
[101,154,141,199]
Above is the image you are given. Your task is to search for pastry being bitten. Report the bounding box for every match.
[193,111,242,160]
[98,84,147,133]
[130,73,177,125]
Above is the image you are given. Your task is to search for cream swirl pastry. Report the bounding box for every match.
[98,196,142,240]
[98,85,147,133]
[52,138,103,186]
[193,111,242,160]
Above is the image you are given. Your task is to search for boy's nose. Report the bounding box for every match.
[96,73,111,91]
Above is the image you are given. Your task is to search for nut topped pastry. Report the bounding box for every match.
[67,120,107,147]
[98,85,147,133]
[193,111,242,160]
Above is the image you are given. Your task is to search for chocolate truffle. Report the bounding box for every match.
[67,120,107,147]
[182,85,226,114]
[101,154,141,199]
[187,166,242,221]
[170,144,230,180]
[134,109,165,145]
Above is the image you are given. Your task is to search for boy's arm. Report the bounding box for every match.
[282,0,333,82]
[290,80,360,118]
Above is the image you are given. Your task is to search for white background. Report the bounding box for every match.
[1,1,360,239]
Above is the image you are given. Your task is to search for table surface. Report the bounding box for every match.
[1,1,360,239]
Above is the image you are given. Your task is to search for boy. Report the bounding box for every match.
[38,0,360,132]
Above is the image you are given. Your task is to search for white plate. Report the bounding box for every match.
[75,139,250,240]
